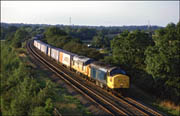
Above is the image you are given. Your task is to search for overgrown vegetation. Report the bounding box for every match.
[1,42,54,116]
[0,27,90,116]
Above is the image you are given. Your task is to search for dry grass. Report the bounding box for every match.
[58,103,77,109]
[19,53,26,57]
[159,100,180,111]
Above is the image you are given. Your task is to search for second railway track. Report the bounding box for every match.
[27,39,165,116]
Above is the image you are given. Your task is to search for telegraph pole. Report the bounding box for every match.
[148,20,150,30]
[69,17,71,26]
[148,20,152,37]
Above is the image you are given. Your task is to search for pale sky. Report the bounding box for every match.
[1,1,179,27]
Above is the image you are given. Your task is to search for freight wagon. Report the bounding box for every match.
[34,40,41,50]
[37,41,41,50]
[40,42,51,55]
[51,47,59,62]
[34,40,38,48]
[59,50,76,68]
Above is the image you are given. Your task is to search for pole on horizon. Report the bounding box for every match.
[148,20,151,32]
[69,17,71,26]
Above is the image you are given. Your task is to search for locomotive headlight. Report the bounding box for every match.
[120,83,123,87]
[110,78,112,82]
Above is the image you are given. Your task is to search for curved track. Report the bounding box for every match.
[27,40,165,116]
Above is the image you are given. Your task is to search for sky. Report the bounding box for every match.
[1,1,179,27]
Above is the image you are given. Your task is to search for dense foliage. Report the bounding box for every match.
[43,26,104,60]
[0,26,18,40]
[0,42,55,116]
[111,30,153,68]
[106,22,180,104]
[91,35,111,48]
[145,23,180,101]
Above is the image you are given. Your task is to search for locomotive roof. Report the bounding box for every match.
[90,61,117,72]
[73,55,93,64]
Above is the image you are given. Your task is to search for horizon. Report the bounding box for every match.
[1,21,165,27]
[2,1,179,27]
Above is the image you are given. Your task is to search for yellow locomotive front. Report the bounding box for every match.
[107,68,130,89]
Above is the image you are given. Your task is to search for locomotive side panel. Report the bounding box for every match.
[90,67,107,84]
[72,60,86,75]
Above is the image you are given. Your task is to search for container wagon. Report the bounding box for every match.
[51,47,59,62]
[40,42,51,55]
[59,50,76,68]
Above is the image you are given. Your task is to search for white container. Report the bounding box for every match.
[40,42,48,54]
[61,52,71,67]
[34,40,38,48]
[37,41,41,50]
[51,48,59,61]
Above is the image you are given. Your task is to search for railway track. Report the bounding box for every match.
[27,40,165,116]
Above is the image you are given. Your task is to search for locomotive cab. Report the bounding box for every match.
[107,68,129,89]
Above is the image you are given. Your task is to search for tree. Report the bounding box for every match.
[91,36,104,48]
[145,22,180,80]
[45,26,67,38]
[111,30,153,68]
[145,22,180,102]
[12,28,28,48]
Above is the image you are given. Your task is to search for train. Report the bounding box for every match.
[33,37,130,91]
